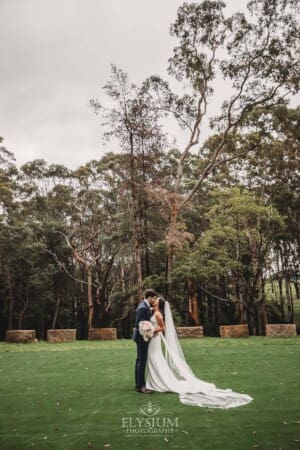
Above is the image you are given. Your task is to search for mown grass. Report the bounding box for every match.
[0,337,299,450]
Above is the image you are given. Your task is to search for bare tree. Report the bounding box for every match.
[144,0,299,293]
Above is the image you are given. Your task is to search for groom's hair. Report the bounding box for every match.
[144,289,158,299]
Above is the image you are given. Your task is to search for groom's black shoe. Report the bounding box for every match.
[136,386,153,394]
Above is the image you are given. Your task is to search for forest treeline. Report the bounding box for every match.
[0,105,299,338]
[0,0,299,338]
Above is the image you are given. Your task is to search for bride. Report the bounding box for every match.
[146,297,253,409]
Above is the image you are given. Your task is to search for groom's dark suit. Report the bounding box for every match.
[133,300,152,389]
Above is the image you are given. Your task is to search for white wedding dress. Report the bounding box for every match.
[146,302,253,409]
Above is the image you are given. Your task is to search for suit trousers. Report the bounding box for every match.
[135,338,149,388]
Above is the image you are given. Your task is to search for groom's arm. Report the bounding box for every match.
[133,305,149,341]
[136,306,149,325]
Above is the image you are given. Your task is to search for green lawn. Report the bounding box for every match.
[0,337,299,450]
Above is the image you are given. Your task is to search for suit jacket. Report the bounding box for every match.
[133,300,152,343]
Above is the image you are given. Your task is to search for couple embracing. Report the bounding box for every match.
[133,289,253,409]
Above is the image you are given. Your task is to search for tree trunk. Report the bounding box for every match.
[135,245,143,301]
[121,265,126,294]
[166,205,179,299]
[234,276,247,323]
[261,301,268,333]
[7,267,14,330]
[247,307,255,335]
[87,270,94,329]
[278,275,285,320]
[166,243,175,300]
[66,237,101,334]
[255,303,261,335]
[143,214,151,277]
[18,293,29,329]
[78,268,86,339]
[284,275,294,323]
[235,288,247,323]
[256,272,267,334]
[141,142,151,278]
[187,279,199,325]
[129,133,144,301]
[255,301,267,336]
[51,292,61,329]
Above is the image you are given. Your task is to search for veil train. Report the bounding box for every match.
[157,301,253,409]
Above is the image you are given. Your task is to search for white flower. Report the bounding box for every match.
[139,320,154,342]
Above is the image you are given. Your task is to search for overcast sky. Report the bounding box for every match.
[0,0,298,169]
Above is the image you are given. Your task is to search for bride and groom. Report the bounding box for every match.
[133,289,253,408]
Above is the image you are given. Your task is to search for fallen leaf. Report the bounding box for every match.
[282,421,288,425]
[104,445,110,448]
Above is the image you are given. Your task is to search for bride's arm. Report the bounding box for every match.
[154,312,165,334]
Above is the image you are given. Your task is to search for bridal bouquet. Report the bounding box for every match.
[139,320,154,342]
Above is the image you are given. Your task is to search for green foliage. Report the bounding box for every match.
[1,104,299,335]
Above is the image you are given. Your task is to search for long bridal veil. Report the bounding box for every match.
[162,301,253,409]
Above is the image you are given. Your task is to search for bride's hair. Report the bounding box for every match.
[158,297,165,320]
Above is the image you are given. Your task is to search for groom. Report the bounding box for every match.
[133,289,158,394]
